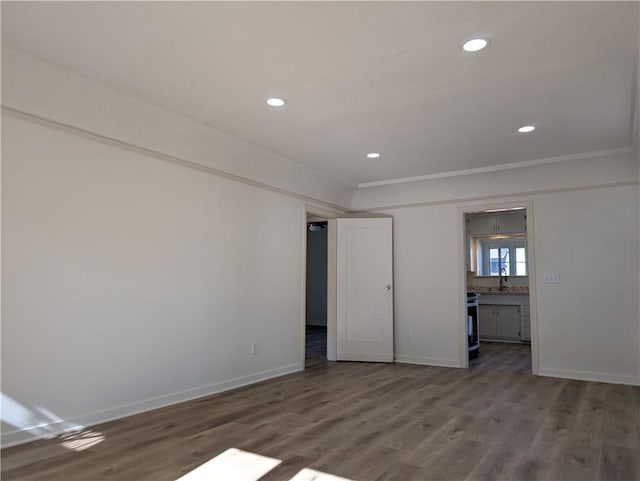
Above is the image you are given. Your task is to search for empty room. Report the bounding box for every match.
[1,2,639,481]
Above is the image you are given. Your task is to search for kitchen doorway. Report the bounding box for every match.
[457,201,539,373]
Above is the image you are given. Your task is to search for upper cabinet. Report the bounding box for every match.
[467,211,526,236]
[496,212,527,234]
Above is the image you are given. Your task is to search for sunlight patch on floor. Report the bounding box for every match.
[59,429,105,451]
[175,448,281,481]
[289,467,355,481]
[1,392,104,448]
[174,448,357,481]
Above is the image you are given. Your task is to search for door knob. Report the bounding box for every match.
[385,284,392,290]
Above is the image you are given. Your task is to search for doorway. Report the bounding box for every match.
[302,212,394,366]
[458,201,539,374]
[305,217,328,364]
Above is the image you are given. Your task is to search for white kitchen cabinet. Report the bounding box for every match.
[467,212,526,236]
[468,215,498,236]
[496,305,521,338]
[522,304,531,341]
[479,305,497,337]
[478,304,521,340]
[496,213,527,234]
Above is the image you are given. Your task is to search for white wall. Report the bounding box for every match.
[1,47,353,446]
[352,150,636,210]
[1,112,310,446]
[533,186,639,383]
[2,45,355,209]
[356,152,640,385]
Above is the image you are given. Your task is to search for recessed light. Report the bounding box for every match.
[518,125,536,133]
[266,98,285,107]
[462,37,489,52]
[366,152,381,159]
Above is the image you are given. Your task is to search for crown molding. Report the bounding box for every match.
[357,147,634,189]
[351,179,640,213]
[2,105,351,214]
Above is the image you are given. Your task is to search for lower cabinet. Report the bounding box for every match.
[478,305,497,338]
[522,304,531,341]
[479,304,521,340]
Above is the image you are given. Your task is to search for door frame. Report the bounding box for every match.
[302,204,341,365]
[456,200,539,374]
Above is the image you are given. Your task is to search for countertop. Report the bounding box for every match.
[468,288,529,296]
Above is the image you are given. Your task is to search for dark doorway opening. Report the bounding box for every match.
[305,221,327,362]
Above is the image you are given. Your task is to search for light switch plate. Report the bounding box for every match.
[543,272,560,284]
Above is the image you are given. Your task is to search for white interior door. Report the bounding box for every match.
[336,218,393,362]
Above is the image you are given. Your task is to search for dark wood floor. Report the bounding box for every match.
[2,341,638,481]
[305,324,327,361]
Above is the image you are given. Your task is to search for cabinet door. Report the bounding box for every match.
[522,305,531,340]
[496,212,526,234]
[478,305,497,337]
[496,305,521,339]
[468,215,496,236]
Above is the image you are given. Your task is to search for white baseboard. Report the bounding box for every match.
[538,367,640,386]
[395,355,462,368]
[1,362,303,448]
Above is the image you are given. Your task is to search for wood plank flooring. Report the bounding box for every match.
[2,342,639,481]
[305,325,327,360]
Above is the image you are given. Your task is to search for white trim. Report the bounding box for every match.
[352,180,639,213]
[326,219,338,361]
[2,106,352,213]
[538,367,640,386]
[632,63,639,152]
[525,204,540,376]
[357,147,633,188]
[303,206,339,364]
[456,207,469,369]
[301,206,309,366]
[394,355,462,368]
[1,363,303,448]
[304,202,346,220]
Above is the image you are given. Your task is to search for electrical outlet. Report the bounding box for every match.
[251,342,257,355]
[543,272,560,284]
[406,333,413,342]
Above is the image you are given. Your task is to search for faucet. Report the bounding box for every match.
[499,275,508,291]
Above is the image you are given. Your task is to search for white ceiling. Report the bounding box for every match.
[2,1,638,186]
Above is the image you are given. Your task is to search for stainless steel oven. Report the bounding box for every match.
[467,293,479,359]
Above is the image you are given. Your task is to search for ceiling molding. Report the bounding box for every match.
[357,147,634,189]
[351,180,639,213]
[633,63,639,152]
[1,105,351,214]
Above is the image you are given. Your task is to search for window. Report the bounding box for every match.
[478,238,527,276]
